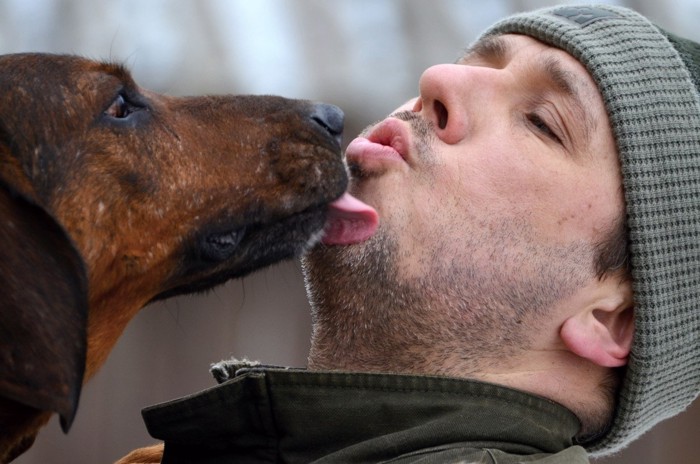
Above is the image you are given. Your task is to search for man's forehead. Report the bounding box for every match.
[462,34,574,65]
[458,35,597,96]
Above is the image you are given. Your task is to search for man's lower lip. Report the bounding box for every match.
[345,137,404,164]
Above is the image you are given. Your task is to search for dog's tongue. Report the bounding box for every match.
[323,192,379,245]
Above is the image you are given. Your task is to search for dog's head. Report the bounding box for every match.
[0,53,348,437]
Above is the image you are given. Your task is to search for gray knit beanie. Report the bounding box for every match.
[480,4,700,457]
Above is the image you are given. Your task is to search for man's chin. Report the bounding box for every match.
[301,239,355,281]
[300,229,385,314]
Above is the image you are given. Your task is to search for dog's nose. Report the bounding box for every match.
[311,103,344,147]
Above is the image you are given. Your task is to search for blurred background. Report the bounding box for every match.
[2,0,698,462]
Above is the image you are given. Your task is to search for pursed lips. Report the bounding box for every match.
[345,117,410,166]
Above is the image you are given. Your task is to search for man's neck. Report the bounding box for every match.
[308,341,614,441]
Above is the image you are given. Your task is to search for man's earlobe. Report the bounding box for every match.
[560,279,634,368]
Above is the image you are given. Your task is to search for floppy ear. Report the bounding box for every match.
[560,276,634,368]
[0,178,88,432]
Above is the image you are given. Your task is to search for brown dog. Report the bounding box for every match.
[0,53,349,462]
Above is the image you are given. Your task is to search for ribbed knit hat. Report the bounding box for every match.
[481,4,700,457]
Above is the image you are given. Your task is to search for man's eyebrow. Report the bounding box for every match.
[459,35,509,63]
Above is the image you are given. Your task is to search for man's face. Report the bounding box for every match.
[303,34,624,375]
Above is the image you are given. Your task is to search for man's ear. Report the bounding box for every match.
[560,276,634,368]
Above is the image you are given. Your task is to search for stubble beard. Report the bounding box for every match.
[303,219,593,377]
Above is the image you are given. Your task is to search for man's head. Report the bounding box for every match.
[303,3,700,457]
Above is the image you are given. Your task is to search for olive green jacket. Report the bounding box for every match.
[142,365,590,463]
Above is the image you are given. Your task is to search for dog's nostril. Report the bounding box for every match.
[311,103,344,145]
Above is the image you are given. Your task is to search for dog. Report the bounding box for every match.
[0,52,349,463]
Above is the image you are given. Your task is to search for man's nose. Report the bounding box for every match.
[415,63,488,145]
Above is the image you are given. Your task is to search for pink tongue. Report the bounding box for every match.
[323,192,379,245]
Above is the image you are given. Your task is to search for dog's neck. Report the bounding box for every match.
[83,268,157,380]
[64,206,172,381]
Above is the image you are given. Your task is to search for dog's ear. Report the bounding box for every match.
[0,177,88,432]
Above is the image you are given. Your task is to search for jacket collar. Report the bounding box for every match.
[143,365,580,462]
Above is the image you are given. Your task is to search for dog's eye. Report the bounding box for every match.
[105,94,136,119]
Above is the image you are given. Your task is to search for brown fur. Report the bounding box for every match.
[115,444,164,464]
[0,53,347,462]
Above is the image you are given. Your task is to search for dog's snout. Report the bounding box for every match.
[310,103,344,146]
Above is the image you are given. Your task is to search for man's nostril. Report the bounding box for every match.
[434,100,448,130]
